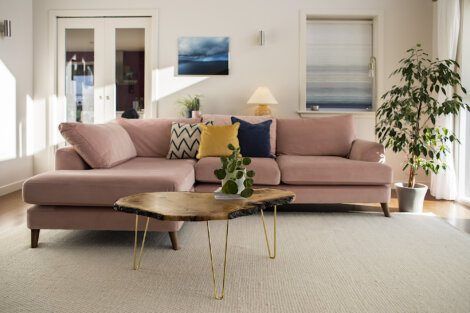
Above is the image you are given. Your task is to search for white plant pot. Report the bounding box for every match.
[221,170,246,195]
[395,182,428,213]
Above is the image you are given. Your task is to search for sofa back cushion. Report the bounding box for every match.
[58,122,137,169]
[202,114,276,155]
[116,118,199,157]
[276,115,356,157]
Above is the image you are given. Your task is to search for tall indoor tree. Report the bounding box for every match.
[376,44,468,209]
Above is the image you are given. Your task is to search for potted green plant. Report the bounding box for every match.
[214,144,255,198]
[176,94,202,118]
[376,44,469,212]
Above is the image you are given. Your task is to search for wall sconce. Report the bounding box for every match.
[0,20,12,38]
[259,30,265,46]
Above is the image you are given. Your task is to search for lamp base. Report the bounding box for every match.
[254,104,272,116]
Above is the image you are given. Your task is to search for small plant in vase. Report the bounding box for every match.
[176,94,202,118]
[214,144,256,198]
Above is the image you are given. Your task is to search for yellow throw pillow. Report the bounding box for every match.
[196,123,240,159]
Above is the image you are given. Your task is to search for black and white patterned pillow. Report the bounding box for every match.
[167,121,213,159]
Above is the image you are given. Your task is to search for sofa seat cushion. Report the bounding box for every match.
[195,157,281,185]
[23,158,196,206]
[277,155,392,186]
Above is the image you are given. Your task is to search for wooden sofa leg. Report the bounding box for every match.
[31,229,40,248]
[168,232,180,250]
[380,203,391,217]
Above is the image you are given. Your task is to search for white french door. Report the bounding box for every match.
[57,17,151,124]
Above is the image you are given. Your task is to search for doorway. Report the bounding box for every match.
[57,17,151,123]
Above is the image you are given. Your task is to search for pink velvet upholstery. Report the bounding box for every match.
[349,139,386,163]
[59,122,136,169]
[194,157,281,185]
[23,158,196,206]
[277,155,392,185]
[202,114,277,155]
[194,184,391,203]
[55,147,90,170]
[276,115,355,156]
[116,118,199,157]
[25,115,394,241]
[27,205,183,232]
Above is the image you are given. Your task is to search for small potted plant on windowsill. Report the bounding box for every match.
[376,44,469,212]
[176,94,202,118]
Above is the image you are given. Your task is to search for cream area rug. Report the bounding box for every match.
[1,213,470,313]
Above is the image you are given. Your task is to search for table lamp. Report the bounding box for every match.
[247,87,278,116]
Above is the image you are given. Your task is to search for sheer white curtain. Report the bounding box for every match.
[430,0,461,200]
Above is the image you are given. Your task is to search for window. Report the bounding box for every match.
[0,59,16,161]
[305,19,374,111]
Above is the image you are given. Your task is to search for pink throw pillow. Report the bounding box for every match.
[59,122,137,169]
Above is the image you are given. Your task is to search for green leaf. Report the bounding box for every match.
[242,157,251,166]
[227,143,235,151]
[214,169,226,180]
[246,170,255,178]
[240,188,253,198]
[236,171,244,179]
[227,162,236,173]
[222,180,238,194]
[220,157,228,168]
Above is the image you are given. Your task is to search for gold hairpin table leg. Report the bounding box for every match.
[206,220,229,300]
[260,205,276,259]
[133,215,150,270]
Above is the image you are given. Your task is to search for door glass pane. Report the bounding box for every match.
[115,28,145,119]
[65,29,95,123]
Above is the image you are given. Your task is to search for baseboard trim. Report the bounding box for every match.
[0,179,26,197]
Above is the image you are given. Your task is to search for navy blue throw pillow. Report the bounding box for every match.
[231,117,272,157]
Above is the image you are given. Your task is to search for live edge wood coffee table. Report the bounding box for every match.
[113,188,295,300]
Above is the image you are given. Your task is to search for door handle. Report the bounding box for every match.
[106,96,110,100]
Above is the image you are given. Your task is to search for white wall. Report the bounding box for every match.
[0,0,33,196]
[32,0,434,185]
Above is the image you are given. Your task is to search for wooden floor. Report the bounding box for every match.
[1,190,470,234]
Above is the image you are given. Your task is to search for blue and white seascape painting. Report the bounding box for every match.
[178,37,229,75]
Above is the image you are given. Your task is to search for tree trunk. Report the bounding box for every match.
[407,167,416,188]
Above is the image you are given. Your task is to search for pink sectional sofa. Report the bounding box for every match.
[23,114,392,248]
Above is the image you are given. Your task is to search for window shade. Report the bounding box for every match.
[306,20,373,110]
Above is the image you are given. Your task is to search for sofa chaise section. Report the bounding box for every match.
[24,157,196,206]
[23,147,195,248]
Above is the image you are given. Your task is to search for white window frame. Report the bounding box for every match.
[298,10,384,116]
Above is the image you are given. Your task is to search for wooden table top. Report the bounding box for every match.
[113,188,295,221]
